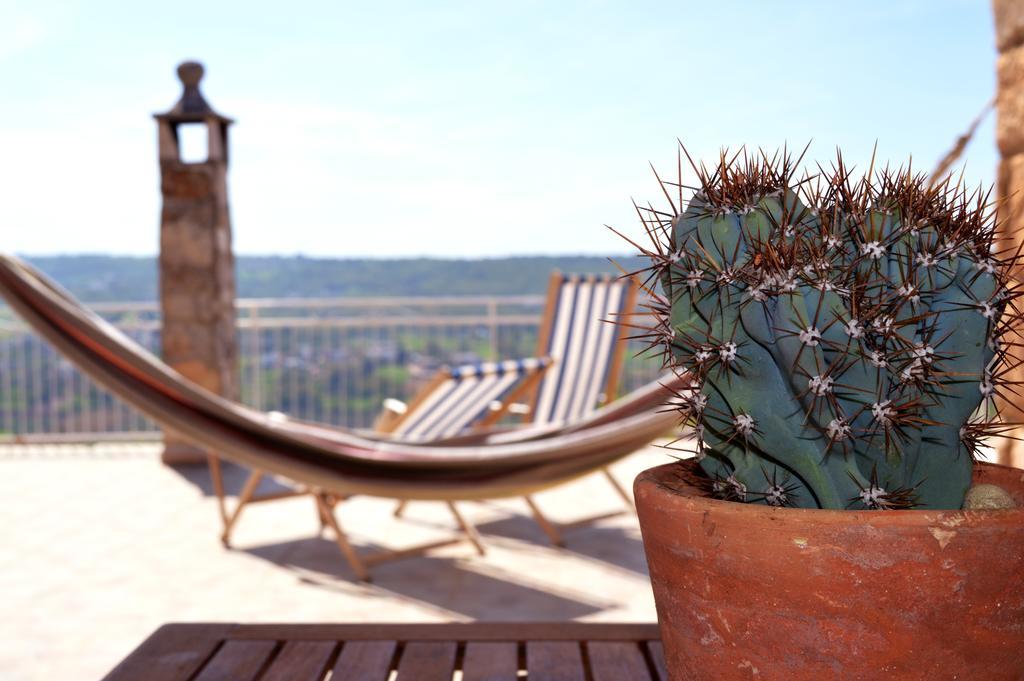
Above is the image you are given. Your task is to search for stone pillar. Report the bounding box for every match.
[155,61,239,465]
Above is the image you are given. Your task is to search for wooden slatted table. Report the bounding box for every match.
[101,622,667,680]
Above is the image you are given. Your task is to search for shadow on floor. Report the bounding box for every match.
[376,499,649,575]
[472,514,649,575]
[240,535,609,620]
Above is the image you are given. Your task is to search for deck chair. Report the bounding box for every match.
[0,255,680,579]
[222,272,637,549]
[393,271,641,545]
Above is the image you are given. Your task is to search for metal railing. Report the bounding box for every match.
[0,296,661,440]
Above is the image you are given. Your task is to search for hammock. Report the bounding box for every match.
[0,254,683,503]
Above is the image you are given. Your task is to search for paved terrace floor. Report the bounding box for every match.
[0,439,681,681]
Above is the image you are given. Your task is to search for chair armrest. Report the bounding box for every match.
[373,398,408,432]
[381,398,408,416]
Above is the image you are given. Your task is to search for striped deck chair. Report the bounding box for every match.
[395,271,641,546]
[221,271,638,550]
[511,271,640,544]
[519,271,639,426]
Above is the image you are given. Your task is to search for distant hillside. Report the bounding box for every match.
[22,254,650,301]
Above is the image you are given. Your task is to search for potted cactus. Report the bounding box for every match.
[628,148,1024,679]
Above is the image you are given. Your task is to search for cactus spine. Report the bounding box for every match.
[631,148,1019,510]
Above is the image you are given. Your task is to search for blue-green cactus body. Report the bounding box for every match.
[659,161,1004,510]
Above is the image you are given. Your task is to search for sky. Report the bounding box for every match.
[0,0,999,258]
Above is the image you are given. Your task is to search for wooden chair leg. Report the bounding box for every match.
[315,493,371,582]
[207,454,228,532]
[314,496,329,534]
[446,502,485,556]
[523,495,565,547]
[603,468,635,511]
[393,500,408,518]
[314,494,349,534]
[221,469,263,547]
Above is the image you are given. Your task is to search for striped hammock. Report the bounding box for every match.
[0,254,684,501]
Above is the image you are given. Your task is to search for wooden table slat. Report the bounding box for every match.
[587,641,653,681]
[260,640,336,681]
[646,640,669,681]
[396,641,457,680]
[224,622,660,642]
[192,640,277,681]
[103,622,665,681]
[331,640,396,681]
[101,624,235,681]
[526,641,585,681]
[462,641,519,681]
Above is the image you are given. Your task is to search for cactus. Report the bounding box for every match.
[629,148,1020,510]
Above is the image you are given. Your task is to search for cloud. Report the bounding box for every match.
[0,118,159,255]
[0,7,48,61]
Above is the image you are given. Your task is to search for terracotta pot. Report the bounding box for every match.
[635,460,1024,680]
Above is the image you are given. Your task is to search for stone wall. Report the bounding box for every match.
[158,136,238,464]
[995,0,1024,468]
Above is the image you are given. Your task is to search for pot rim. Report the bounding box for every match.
[636,459,1024,525]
